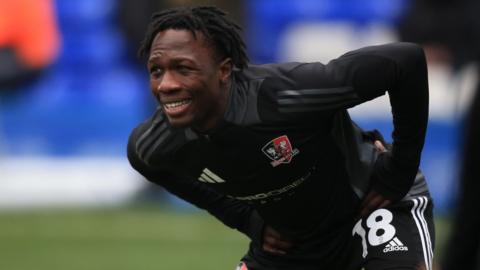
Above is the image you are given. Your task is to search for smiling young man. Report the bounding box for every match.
[128,6,434,270]
[147,29,232,131]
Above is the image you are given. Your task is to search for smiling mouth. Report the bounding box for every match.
[162,99,192,115]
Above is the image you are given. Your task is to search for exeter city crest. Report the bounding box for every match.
[262,135,299,167]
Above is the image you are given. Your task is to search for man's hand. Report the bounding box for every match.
[357,140,392,219]
[358,189,392,219]
[262,225,293,255]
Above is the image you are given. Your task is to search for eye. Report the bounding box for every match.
[149,66,164,78]
[177,65,194,75]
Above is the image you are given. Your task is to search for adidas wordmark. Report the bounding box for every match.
[383,237,409,253]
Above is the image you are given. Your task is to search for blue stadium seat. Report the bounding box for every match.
[55,0,117,29]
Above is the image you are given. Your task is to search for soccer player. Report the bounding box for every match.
[127,6,434,270]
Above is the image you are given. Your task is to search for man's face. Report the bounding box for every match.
[147,29,231,131]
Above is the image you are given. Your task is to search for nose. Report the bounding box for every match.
[156,71,181,95]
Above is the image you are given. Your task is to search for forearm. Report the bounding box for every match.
[153,175,264,239]
[369,43,429,199]
[127,142,263,240]
[369,43,429,167]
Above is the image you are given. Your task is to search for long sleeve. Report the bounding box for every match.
[342,42,429,200]
[127,127,264,242]
[258,42,429,200]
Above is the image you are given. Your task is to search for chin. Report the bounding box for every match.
[166,115,194,129]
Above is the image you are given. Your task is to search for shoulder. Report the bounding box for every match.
[127,109,177,170]
[232,62,338,124]
[226,63,309,125]
[239,62,319,89]
[337,42,425,69]
[241,62,307,79]
[128,108,166,151]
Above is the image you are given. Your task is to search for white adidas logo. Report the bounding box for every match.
[198,168,226,183]
[383,237,409,253]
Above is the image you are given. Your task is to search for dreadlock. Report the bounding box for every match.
[138,6,249,70]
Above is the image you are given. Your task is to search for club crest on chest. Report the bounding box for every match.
[262,135,299,167]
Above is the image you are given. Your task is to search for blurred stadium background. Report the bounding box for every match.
[0,0,476,269]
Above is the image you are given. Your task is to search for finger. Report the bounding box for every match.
[359,194,384,218]
[358,192,393,219]
[359,190,378,211]
[262,243,287,255]
[374,140,387,153]
[265,226,283,238]
[264,226,292,242]
[378,199,392,209]
[264,235,293,250]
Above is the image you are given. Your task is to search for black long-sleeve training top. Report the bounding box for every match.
[127,42,429,242]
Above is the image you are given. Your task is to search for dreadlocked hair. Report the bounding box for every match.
[138,6,249,70]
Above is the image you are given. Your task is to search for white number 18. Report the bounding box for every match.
[352,209,396,258]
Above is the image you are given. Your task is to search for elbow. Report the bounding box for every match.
[399,42,425,58]
[396,42,428,75]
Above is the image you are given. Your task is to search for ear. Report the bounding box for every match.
[218,58,233,84]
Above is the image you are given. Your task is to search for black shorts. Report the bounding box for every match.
[235,195,434,270]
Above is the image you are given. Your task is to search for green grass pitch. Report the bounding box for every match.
[0,205,451,270]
